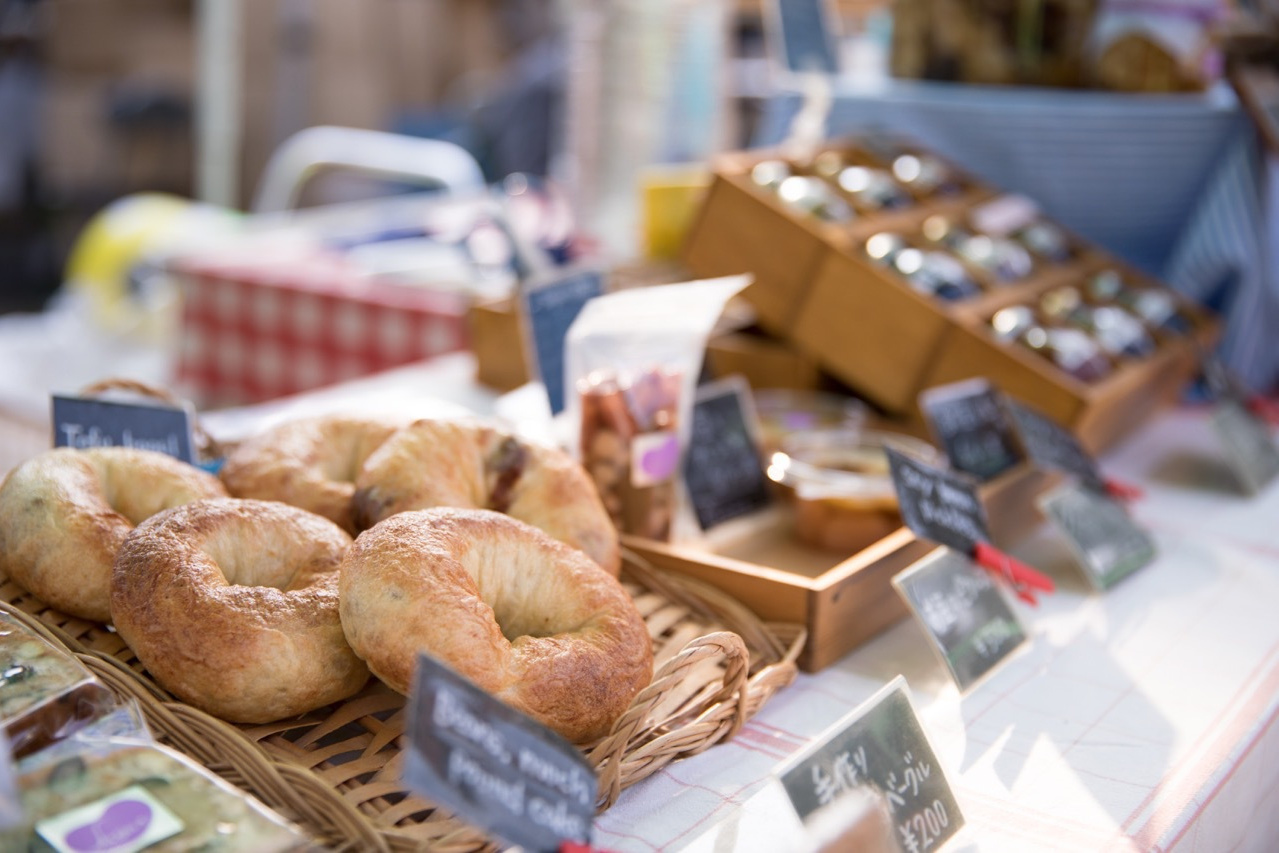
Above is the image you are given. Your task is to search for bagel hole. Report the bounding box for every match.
[204,529,307,590]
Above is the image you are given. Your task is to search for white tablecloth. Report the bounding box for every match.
[595,405,1279,851]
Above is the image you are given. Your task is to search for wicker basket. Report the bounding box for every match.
[0,551,803,852]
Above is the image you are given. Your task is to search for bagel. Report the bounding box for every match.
[0,447,227,622]
[219,414,407,534]
[339,508,652,742]
[111,498,369,723]
[353,419,621,575]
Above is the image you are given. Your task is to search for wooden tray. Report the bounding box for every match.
[0,552,803,852]
[624,461,1053,672]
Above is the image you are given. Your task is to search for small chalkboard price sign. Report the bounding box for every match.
[1037,483,1155,590]
[521,268,604,416]
[884,446,990,556]
[1006,399,1106,494]
[51,394,196,464]
[893,549,1028,692]
[1211,399,1279,497]
[885,446,1055,604]
[779,677,964,849]
[683,377,773,530]
[403,654,597,853]
[919,379,1023,482]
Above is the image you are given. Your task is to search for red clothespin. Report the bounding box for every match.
[561,843,615,853]
[1103,478,1144,503]
[1247,396,1279,426]
[971,542,1055,606]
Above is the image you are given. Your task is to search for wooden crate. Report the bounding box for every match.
[682,140,1217,453]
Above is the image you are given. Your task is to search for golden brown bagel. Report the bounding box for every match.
[0,447,227,622]
[339,508,652,742]
[219,415,407,534]
[111,498,369,723]
[353,419,621,575]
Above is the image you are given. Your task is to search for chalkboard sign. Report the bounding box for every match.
[919,379,1023,482]
[683,378,773,529]
[893,549,1027,692]
[885,446,990,555]
[403,654,597,852]
[51,395,196,464]
[779,677,964,849]
[1210,399,1279,496]
[1037,483,1155,590]
[521,268,604,416]
[1007,400,1105,493]
[769,0,841,75]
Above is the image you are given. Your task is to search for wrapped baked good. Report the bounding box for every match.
[3,739,313,851]
[0,610,114,759]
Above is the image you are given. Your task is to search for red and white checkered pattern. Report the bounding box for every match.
[175,251,469,407]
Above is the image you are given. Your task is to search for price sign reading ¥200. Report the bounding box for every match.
[779,676,964,851]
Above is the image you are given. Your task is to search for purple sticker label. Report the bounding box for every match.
[65,800,152,851]
[632,431,680,487]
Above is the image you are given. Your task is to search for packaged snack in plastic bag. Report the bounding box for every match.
[0,610,116,760]
[4,733,315,851]
[566,275,749,540]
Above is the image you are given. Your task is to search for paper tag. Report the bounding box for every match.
[1038,483,1156,590]
[51,395,196,464]
[894,549,1028,692]
[36,784,184,853]
[1211,399,1279,496]
[521,268,604,416]
[919,379,1023,482]
[969,193,1040,237]
[1006,400,1105,493]
[770,0,841,75]
[403,655,596,853]
[886,446,991,554]
[779,676,964,849]
[683,378,773,529]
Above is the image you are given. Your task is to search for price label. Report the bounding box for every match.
[885,446,990,554]
[1006,399,1105,493]
[51,395,196,464]
[893,549,1027,692]
[683,378,773,529]
[779,677,964,850]
[1211,398,1279,496]
[769,0,842,75]
[521,268,604,416]
[919,379,1023,482]
[403,654,597,853]
[1037,483,1156,589]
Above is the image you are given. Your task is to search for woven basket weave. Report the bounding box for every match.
[0,551,803,852]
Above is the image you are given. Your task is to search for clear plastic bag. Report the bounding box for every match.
[565,275,749,539]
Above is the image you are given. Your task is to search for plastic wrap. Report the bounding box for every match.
[0,612,115,760]
[565,276,748,540]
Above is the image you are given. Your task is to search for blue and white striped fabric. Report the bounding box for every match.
[756,80,1275,391]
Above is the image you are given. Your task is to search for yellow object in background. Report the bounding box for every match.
[640,167,711,260]
[65,193,240,339]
